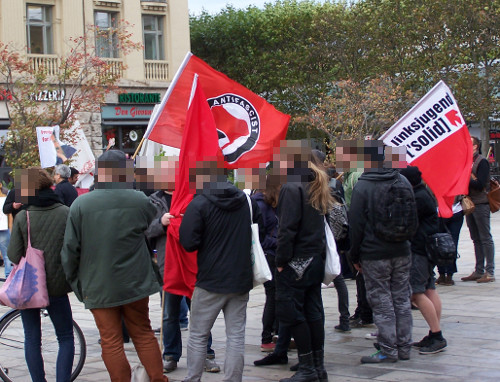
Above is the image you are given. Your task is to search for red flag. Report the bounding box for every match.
[163,75,223,297]
[146,53,290,169]
[381,81,472,218]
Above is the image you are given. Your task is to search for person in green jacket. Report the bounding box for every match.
[61,150,167,382]
[8,167,74,382]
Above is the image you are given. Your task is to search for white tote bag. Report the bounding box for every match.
[131,364,149,382]
[245,193,272,287]
[323,216,341,284]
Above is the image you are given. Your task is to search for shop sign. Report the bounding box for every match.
[118,92,161,104]
[490,130,500,139]
[101,105,155,120]
[30,89,66,102]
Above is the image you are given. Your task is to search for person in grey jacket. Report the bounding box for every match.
[8,167,74,382]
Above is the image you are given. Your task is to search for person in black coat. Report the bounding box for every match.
[53,164,78,207]
[400,166,447,355]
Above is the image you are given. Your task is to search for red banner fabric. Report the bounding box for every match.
[147,53,290,169]
[163,77,223,297]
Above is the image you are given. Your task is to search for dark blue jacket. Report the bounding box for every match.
[251,192,278,256]
[54,180,78,207]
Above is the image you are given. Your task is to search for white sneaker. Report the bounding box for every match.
[321,282,335,289]
[365,331,378,340]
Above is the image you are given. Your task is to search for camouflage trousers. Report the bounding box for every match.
[362,256,412,359]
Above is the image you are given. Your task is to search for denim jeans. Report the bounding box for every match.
[362,256,413,359]
[466,203,495,276]
[0,229,12,278]
[180,296,189,327]
[163,291,214,361]
[20,295,75,382]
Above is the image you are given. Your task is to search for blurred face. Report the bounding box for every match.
[135,156,179,191]
[15,169,38,203]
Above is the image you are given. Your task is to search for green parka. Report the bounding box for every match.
[61,188,160,309]
[8,204,72,297]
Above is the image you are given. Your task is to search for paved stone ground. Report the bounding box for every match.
[1,213,499,381]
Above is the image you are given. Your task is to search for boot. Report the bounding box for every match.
[279,352,319,382]
[436,274,445,285]
[313,350,328,382]
[444,274,455,286]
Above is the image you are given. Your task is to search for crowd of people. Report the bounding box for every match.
[0,135,495,382]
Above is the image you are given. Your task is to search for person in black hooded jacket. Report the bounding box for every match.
[400,166,447,355]
[179,162,261,382]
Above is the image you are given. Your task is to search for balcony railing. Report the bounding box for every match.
[102,58,124,78]
[145,60,168,81]
[28,54,59,76]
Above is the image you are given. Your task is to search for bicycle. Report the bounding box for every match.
[0,306,86,382]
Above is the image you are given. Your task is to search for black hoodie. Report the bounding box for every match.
[179,182,262,294]
[349,168,411,264]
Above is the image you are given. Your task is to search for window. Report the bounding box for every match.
[26,5,53,54]
[143,15,164,60]
[95,11,119,58]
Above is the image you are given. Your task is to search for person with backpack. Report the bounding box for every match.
[349,141,416,363]
[400,166,447,355]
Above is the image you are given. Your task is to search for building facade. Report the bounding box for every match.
[0,0,190,157]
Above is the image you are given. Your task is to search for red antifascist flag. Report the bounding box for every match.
[146,53,290,169]
[163,76,223,297]
[381,81,472,218]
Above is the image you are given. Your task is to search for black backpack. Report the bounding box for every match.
[373,173,418,242]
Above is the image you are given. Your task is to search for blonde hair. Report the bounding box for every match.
[308,161,334,214]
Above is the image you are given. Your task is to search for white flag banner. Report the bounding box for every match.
[36,126,59,168]
[380,81,465,162]
[380,80,472,218]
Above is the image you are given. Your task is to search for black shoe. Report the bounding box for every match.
[280,353,319,382]
[350,318,374,328]
[412,334,432,348]
[163,356,177,373]
[254,352,288,366]
[290,362,299,371]
[312,350,328,382]
[348,314,359,322]
[419,337,447,354]
[334,324,351,333]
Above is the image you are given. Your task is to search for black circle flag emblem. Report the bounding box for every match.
[207,93,261,164]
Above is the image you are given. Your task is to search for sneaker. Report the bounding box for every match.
[365,331,378,340]
[461,271,482,281]
[373,342,410,360]
[360,350,397,364]
[260,342,276,352]
[412,334,432,348]
[204,355,220,373]
[335,324,351,333]
[477,273,495,283]
[321,282,335,288]
[163,356,177,373]
[350,318,374,328]
[419,337,447,354]
[254,352,288,366]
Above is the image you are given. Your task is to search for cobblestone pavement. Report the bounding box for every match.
[1,213,499,381]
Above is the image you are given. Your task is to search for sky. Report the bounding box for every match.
[188,0,272,15]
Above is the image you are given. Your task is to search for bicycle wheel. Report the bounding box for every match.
[0,309,86,382]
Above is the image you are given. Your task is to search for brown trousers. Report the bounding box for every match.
[91,297,168,382]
